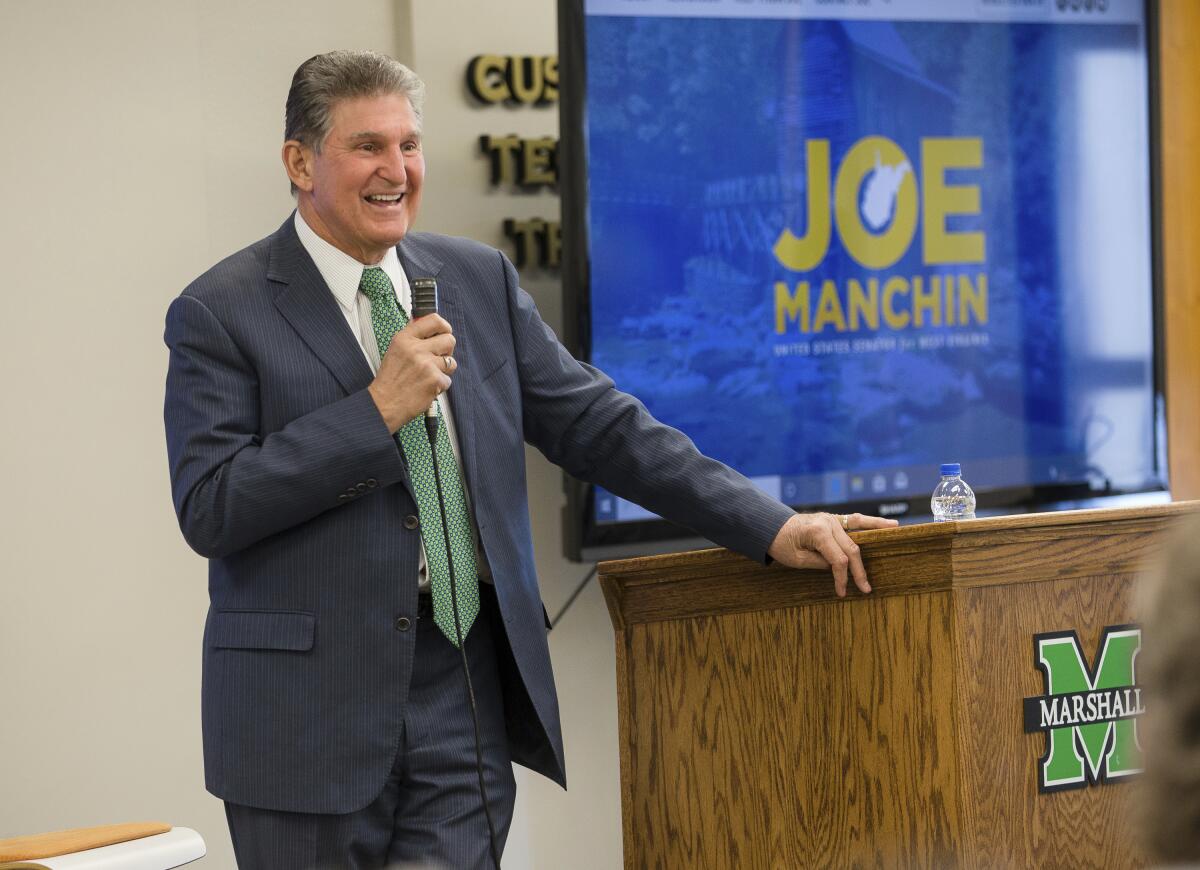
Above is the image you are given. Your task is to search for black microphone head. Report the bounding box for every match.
[411,278,439,319]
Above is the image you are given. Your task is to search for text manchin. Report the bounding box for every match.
[775,272,988,334]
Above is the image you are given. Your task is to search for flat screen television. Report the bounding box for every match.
[557,0,1166,561]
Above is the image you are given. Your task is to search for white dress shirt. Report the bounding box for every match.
[294,211,488,588]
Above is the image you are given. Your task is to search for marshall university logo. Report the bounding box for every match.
[1022,626,1144,793]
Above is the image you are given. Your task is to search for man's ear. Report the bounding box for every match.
[282,140,315,193]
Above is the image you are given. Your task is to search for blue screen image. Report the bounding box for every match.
[583,8,1158,523]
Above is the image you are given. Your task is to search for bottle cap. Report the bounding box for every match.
[940,463,961,476]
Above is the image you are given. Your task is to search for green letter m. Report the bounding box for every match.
[1034,626,1142,792]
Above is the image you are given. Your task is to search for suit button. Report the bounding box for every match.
[403,515,419,530]
[367,479,378,488]
[338,494,349,502]
[356,483,368,493]
[395,616,411,632]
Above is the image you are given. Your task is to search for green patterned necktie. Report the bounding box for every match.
[359,267,479,646]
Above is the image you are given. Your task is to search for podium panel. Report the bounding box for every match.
[599,505,1197,868]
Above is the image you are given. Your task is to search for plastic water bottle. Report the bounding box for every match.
[931,463,976,521]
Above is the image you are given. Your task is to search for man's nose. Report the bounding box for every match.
[379,146,408,183]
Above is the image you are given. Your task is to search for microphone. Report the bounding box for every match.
[410,276,438,319]
[410,277,440,424]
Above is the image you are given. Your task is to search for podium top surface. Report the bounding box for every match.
[598,502,1200,628]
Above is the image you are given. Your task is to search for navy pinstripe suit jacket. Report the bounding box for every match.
[163,215,794,814]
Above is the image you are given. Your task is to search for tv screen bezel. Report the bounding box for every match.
[556,0,1167,562]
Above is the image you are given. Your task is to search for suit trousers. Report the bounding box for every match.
[224,586,517,870]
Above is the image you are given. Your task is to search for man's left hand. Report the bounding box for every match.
[767,513,899,598]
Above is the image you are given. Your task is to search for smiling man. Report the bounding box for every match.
[287,91,424,263]
[163,50,894,870]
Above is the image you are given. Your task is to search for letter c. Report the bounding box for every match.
[467,55,509,104]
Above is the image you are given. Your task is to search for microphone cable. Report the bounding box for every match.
[426,404,502,870]
[410,276,501,868]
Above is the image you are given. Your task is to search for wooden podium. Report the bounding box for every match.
[598,504,1198,868]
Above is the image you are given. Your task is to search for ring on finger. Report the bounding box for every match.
[839,514,850,531]
[443,355,454,372]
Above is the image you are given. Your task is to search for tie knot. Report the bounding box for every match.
[359,267,394,304]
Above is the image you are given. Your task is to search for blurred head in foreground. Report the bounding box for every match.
[1141,513,1200,863]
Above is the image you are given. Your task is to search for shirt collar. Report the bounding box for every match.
[293,211,407,313]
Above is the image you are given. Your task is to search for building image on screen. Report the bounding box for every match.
[561,0,1163,557]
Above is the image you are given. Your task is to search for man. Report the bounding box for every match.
[164,50,895,869]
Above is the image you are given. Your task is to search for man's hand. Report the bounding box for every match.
[367,314,457,432]
[767,512,899,598]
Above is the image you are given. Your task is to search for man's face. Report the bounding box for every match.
[291,92,425,264]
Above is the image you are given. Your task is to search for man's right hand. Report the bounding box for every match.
[367,313,457,432]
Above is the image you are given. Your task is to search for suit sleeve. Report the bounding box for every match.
[163,293,408,559]
[500,252,795,563]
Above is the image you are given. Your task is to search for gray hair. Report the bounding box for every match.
[285,50,425,192]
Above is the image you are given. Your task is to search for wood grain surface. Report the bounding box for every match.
[622,592,959,868]
[601,504,1200,627]
[1160,1,1200,500]
[602,505,1200,868]
[0,823,171,862]
[954,574,1143,869]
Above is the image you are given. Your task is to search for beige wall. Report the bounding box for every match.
[0,1,620,868]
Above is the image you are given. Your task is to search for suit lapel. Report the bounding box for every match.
[398,237,483,505]
[269,217,375,396]
[270,218,417,502]
[267,222,484,506]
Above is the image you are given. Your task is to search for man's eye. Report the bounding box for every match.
[403,141,421,153]
[359,143,378,152]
